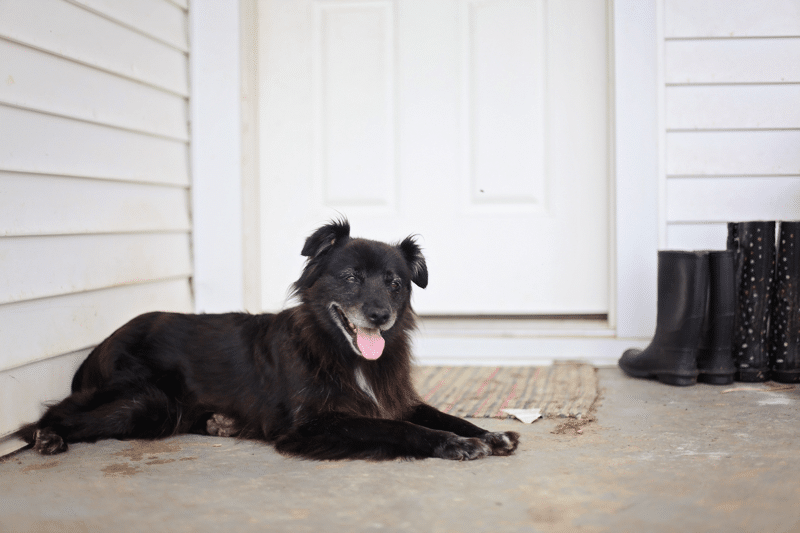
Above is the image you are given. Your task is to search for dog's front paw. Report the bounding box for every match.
[33,429,68,455]
[481,431,520,456]
[206,414,239,437]
[434,435,491,461]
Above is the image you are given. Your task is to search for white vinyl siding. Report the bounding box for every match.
[0,0,188,95]
[0,0,192,438]
[663,0,800,250]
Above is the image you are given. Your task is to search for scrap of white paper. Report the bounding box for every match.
[501,408,542,424]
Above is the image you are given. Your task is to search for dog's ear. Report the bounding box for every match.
[292,219,351,298]
[398,236,428,289]
[301,218,351,259]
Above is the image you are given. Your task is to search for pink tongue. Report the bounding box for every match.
[356,328,385,360]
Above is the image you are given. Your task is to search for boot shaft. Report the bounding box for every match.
[771,221,800,381]
[704,251,736,349]
[697,251,737,383]
[727,221,776,381]
[652,251,709,349]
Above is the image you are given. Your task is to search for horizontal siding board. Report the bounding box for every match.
[0,172,190,237]
[0,0,195,394]
[0,233,193,305]
[70,0,189,51]
[666,85,800,130]
[666,130,800,176]
[0,279,193,371]
[665,38,800,84]
[167,0,188,11]
[666,223,729,251]
[666,177,800,222]
[0,40,188,140]
[0,0,188,95]
[0,106,189,185]
[665,0,800,38]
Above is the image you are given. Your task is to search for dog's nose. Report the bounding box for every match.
[367,308,391,327]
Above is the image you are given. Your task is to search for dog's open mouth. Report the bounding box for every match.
[331,304,386,360]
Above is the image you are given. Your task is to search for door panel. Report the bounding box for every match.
[258,0,609,315]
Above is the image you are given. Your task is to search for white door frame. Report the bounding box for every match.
[612,0,662,341]
[189,0,245,314]
[190,0,662,364]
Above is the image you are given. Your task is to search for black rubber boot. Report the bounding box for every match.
[771,221,800,383]
[619,251,709,386]
[727,221,776,382]
[696,251,737,385]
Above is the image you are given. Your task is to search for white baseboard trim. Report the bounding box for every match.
[412,335,649,367]
[0,436,27,458]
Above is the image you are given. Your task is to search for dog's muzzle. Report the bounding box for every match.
[330,304,386,360]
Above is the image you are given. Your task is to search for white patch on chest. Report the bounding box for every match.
[354,367,379,406]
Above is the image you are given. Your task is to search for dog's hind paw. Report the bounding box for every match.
[206,414,239,437]
[435,435,492,461]
[481,431,520,456]
[33,429,68,455]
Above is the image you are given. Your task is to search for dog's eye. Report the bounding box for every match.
[345,275,358,283]
[389,279,401,291]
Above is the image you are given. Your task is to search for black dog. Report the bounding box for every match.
[15,220,519,460]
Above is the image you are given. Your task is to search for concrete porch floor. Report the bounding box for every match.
[1,367,799,533]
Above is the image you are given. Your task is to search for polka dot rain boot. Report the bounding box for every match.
[619,251,709,386]
[770,221,800,383]
[727,221,776,382]
[696,251,737,385]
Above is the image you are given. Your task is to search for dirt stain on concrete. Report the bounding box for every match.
[102,463,142,477]
[552,416,596,436]
[289,508,311,519]
[145,458,177,466]
[113,440,183,462]
[527,504,565,525]
[23,520,89,533]
[21,461,59,473]
[101,440,192,474]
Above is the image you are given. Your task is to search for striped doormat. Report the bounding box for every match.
[412,362,599,419]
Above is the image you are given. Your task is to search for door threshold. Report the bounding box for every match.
[413,315,647,366]
[416,315,614,339]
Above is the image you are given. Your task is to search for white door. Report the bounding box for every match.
[258,0,609,315]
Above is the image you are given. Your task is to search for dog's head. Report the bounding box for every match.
[292,219,427,360]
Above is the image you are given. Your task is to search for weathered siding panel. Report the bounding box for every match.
[666,223,729,252]
[666,85,800,130]
[0,106,189,184]
[0,0,192,438]
[665,0,800,38]
[0,280,194,371]
[71,0,189,51]
[0,40,188,139]
[0,0,188,95]
[665,39,800,85]
[664,0,800,250]
[0,173,190,237]
[667,131,800,176]
[0,233,193,304]
[667,177,800,222]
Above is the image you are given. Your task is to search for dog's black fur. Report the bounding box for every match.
[14,220,519,460]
